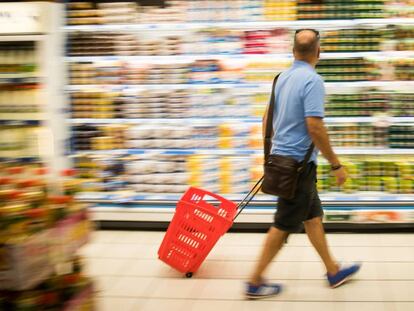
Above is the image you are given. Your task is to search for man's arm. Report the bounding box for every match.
[306,116,347,185]
[306,117,339,166]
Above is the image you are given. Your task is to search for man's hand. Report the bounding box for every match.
[332,166,347,186]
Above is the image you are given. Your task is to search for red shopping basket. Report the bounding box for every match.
[158,177,263,278]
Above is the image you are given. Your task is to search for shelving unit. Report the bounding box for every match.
[65,1,414,230]
[0,2,69,177]
[0,3,95,310]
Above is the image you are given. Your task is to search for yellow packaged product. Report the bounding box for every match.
[396,162,412,179]
[400,179,413,194]
[218,136,232,149]
[60,169,80,196]
[187,156,201,186]
[1,191,30,240]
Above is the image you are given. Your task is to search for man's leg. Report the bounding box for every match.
[249,226,289,285]
[304,216,338,275]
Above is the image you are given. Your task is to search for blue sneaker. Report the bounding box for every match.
[327,263,361,288]
[245,282,282,299]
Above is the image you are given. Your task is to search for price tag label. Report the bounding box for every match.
[373,114,392,128]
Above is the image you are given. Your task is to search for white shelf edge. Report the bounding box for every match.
[89,207,275,223]
[63,18,414,32]
[0,34,45,41]
[65,81,414,91]
[81,192,414,203]
[65,84,257,91]
[66,54,293,62]
[65,51,414,63]
[89,206,414,224]
[70,148,414,156]
[89,207,414,224]
[333,148,414,155]
[69,118,261,124]
[325,117,414,123]
[69,117,414,125]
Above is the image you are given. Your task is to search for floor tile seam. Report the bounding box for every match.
[84,257,414,263]
[91,275,414,282]
[96,295,414,303]
[88,243,414,248]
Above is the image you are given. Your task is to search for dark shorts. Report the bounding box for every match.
[274,162,323,233]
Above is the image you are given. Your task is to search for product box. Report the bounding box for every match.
[50,210,91,265]
[0,231,53,290]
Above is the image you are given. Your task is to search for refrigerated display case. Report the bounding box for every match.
[64,0,414,230]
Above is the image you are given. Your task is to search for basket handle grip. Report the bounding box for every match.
[183,187,233,206]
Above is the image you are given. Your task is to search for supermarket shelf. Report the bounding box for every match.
[69,117,414,125]
[71,148,414,157]
[326,117,414,123]
[78,192,414,203]
[66,83,260,91]
[0,157,40,162]
[333,147,414,155]
[0,113,45,121]
[0,72,39,79]
[96,219,414,232]
[66,54,291,62]
[69,117,261,124]
[82,190,414,226]
[324,81,414,90]
[0,35,44,42]
[0,120,41,126]
[64,18,414,32]
[65,51,414,63]
[357,18,414,25]
[88,199,414,227]
[66,81,414,91]
[66,7,414,231]
[0,77,39,85]
[71,149,257,156]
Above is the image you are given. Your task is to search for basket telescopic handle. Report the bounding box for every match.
[233,176,264,221]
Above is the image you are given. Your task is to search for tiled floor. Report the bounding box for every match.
[81,231,414,311]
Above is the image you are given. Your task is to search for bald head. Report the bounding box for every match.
[293,29,320,62]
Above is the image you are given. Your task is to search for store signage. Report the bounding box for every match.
[0,2,49,34]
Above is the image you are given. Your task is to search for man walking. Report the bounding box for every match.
[245,29,361,299]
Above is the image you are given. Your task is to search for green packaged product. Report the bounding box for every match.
[400,179,414,194]
[382,177,398,193]
[325,213,352,222]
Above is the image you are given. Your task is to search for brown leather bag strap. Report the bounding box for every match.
[264,74,280,160]
[303,142,315,164]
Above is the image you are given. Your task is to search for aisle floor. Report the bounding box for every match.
[81,231,414,311]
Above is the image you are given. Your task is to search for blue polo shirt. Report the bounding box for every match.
[271,60,325,163]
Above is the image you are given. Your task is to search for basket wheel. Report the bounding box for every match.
[185,272,193,278]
